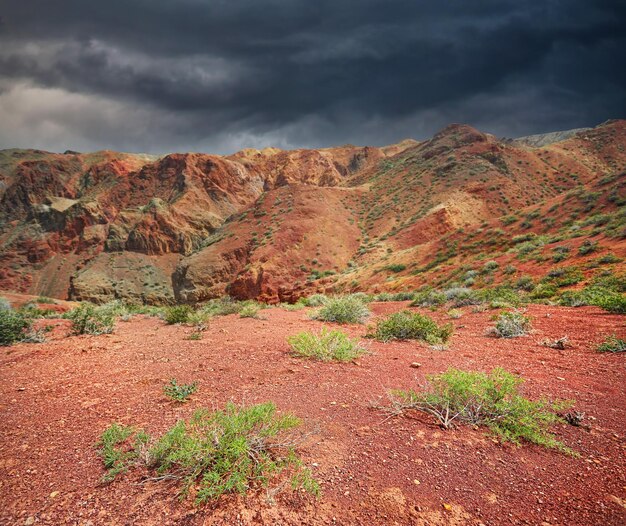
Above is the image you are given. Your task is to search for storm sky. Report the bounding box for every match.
[0,1,625,154]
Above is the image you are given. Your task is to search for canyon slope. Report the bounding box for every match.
[1,120,624,304]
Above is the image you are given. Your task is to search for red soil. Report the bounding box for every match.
[1,303,625,525]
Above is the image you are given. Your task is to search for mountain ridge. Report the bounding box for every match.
[1,120,624,303]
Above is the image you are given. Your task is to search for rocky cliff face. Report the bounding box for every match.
[1,121,624,303]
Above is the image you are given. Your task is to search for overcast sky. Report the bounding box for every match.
[0,1,624,154]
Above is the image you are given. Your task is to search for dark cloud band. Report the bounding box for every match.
[0,0,624,153]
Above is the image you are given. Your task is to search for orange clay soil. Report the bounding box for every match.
[1,303,625,525]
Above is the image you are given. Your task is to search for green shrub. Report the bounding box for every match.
[387,368,573,452]
[385,264,407,273]
[529,283,558,300]
[302,294,329,307]
[559,286,626,313]
[35,296,56,304]
[477,286,522,307]
[239,303,260,318]
[444,287,481,307]
[97,402,319,503]
[596,335,626,353]
[0,297,11,311]
[313,296,370,324]
[490,312,531,338]
[164,379,198,402]
[67,304,115,335]
[199,297,245,317]
[370,310,453,344]
[447,309,463,319]
[96,423,147,482]
[542,267,584,288]
[515,275,535,292]
[0,309,31,346]
[288,328,367,362]
[482,260,499,273]
[164,305,193,324]
[578,240,598,255]
[411,289,446,308]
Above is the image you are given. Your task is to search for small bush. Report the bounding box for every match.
[385,264,406,273]
[542,267,584,288]
[559,286,626,313]
[529,283,558,300]
[313,296,370,324]
[97,402,319,503]
[239,303,260,318]
[386,368,573,452]
[165,305,193,324]
[288,328,367,362]
[490,312,531,338]
[482,260,499,273]
[596,335,626,353]
[67,304,114,335]
[0,309,31,346]
[302,294,329,307]
[164,379,198,402]
[370,310,453,345]
[447,309,463,319]
[444,287,481,307]
[0,297,11,311]
[578,240,598,255]
[411,289,446,308]
[515,275,535,292]
[200,297,245,317]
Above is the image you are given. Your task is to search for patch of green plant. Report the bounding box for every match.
[385,264,407,273]
[97,402,319,503]
[411,288,446,308]
[239,303,261,318]
[578,240,598,255]
[164,378,198,402]
[312,296,370,324]
[301,294,329,307]
[559,286,626,313]
[164,305,193,324]
[96,423,147,482]
[35,296,56,304]
[447,308,463,319]
[288,328,367,362]
[515,275,535,292]
[477,286,523,308]
[489,311,531,338]
[0,309,32,346]
[185,332,203,341]
[444,287,481,307]
[369,310,453,344]
[596,335,626,353]
[387,368,574,452]
[67,304,115,335]
[541,266,584,288]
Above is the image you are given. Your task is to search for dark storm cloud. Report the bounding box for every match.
[0,0,624,153]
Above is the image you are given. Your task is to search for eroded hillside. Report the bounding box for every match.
[0,120,624,303]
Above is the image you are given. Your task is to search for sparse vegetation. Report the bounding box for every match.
[164,305,193,324]
[288,328,367,362]
[239,303,261,318]
[489,311,532,338]
[163,378,198,402]
[386,368,574,452]
[596,335,626,353]
[312,296,370,324]
[369,310,453,344]
[67,304,115,335]
[97,402,319,503]
[0,309,31,346]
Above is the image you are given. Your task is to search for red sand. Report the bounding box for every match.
[1,303,625,525]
